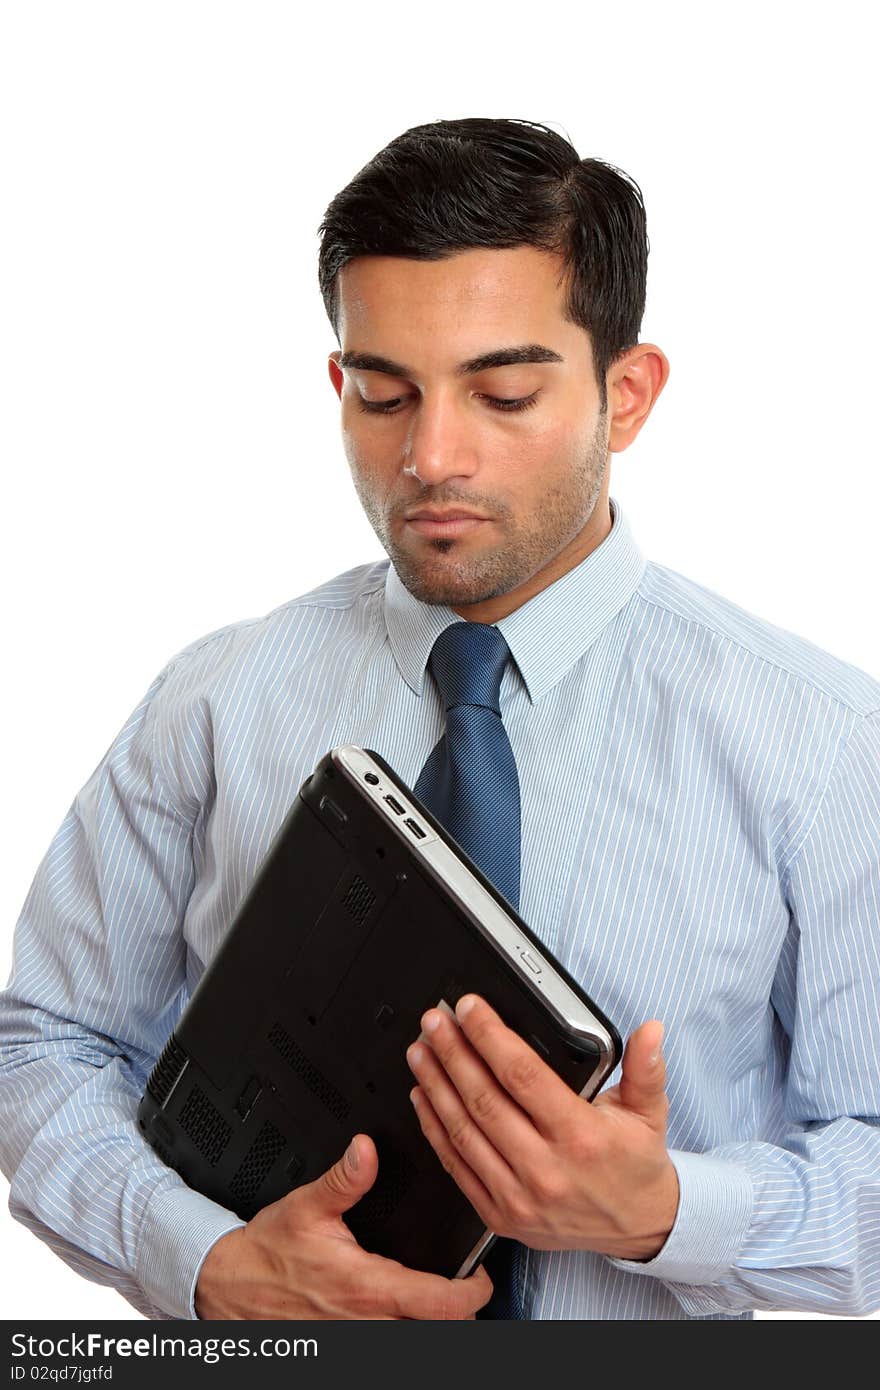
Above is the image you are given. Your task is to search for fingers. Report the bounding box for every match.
[455,995,581,1134]
[411,994,578,1150]
[407,1036,521,1196]
[409,1080,500,1225]
[369,1254,494,1320]
[282,1135,493,1318]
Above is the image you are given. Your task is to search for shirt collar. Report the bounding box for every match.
[383,494,645,704]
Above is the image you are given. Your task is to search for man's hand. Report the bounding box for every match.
[194,1134,493,1319]
[405,995,679,1262]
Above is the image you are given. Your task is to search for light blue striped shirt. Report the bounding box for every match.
[2,496,880,1321]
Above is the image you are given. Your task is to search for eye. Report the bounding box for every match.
[357,392,540,415]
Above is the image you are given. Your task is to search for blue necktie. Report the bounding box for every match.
[414,620,525,1320]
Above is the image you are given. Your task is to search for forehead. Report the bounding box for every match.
[335,245,572,347]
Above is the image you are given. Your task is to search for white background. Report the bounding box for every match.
[1,1,877,1321]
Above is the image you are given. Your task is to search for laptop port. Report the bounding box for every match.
[385,794,405,815]
[404,818,426,840]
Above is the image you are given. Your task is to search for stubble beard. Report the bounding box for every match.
[355,415,609,608]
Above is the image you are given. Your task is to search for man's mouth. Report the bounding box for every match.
[403,509,490,539]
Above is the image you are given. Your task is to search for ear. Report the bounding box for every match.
[606,344,670,454]
[328,350,344,400]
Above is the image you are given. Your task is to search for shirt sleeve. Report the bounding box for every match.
[0,664,245,1320]
[608,707,880,1317]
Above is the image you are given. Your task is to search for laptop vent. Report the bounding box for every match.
[342,874,375,926]
[229,1121,286,1210]
[146,1034,187,1106]
[177,1085,232,1166]
[348,1145,416,1229]
[268,1021,351,1122]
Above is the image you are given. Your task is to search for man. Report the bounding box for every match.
[2,117,879,1322]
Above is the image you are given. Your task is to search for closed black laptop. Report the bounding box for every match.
[137,745,621,1279]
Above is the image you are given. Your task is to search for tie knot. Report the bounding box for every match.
[427,621,512,715]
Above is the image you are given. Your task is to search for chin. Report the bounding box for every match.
[392,558,513,609]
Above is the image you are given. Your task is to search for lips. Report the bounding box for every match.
[404,513,489,538]
[405,510,488,522]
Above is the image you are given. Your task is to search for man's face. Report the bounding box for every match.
[327,245,613,620]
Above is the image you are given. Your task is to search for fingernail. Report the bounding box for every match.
[456,995,477,1021]
[421,1011,440,1034]
[345,1138,359,1171]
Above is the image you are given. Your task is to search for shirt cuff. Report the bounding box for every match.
[607,1149,754,1285]
[135,1179,246,1319]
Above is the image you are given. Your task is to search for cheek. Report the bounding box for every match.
[341,408,396,473]
[509,428,596,519]
[503,411,567,459]
[340,418,374,479]
[344,442,400,512]
[340,418,364,471]
[497,421,571,486]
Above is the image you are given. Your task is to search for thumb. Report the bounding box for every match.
[617,1021,668,1127]
[304,1134,379,1220]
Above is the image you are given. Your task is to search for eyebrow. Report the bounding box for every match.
[337,343,565,379]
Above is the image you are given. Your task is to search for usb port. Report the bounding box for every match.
[384,794,405,815]
[404,817,426,840]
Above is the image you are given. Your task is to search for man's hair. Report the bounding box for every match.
[317,117,649,413]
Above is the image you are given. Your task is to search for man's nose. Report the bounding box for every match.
[401,395,480,485]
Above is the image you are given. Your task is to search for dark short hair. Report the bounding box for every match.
[317,117,649,413]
